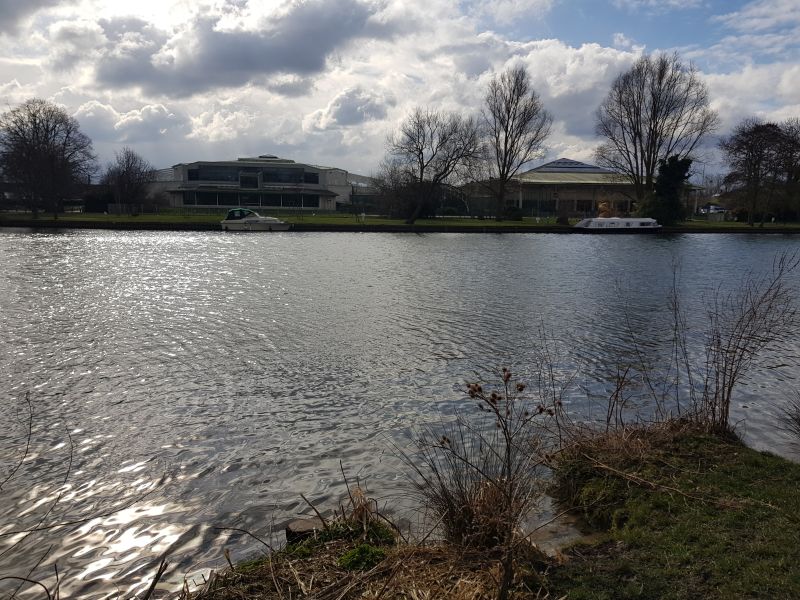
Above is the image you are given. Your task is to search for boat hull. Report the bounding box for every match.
[572,227,662,234]
[221,221,291,231]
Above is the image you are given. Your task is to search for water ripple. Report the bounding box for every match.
[1,230,799,597]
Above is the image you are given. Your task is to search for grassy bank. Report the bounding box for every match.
[179,425,800,599]
[547,424,800,599]
[3,211,800,233]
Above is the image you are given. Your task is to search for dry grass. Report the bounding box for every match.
[184,539,559,600]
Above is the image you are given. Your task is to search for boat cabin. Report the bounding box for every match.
[224,208,259,220]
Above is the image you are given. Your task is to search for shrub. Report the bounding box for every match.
[338,544,386,570]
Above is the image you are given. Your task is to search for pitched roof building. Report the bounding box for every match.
[468,158,635,217]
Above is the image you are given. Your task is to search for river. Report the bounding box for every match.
[1,230,798,598]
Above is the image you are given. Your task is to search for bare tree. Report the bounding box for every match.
[778,118,800,219]
[102,147,157,212]
[480,65,552,219]
[719,118,784,226]
[595,52,719,205]
[387,107,480,224]
[0,98,97,217]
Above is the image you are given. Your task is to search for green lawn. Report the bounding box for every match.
[547,428,800,599]
[2,211,799,230]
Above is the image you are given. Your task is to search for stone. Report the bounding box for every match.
[285,517,325,543]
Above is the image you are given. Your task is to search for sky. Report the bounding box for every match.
[0,0,798,176]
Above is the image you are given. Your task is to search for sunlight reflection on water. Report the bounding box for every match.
[0,230,799,597]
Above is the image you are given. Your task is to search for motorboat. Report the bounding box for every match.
[573,217,661,231]
[220,208,291,231]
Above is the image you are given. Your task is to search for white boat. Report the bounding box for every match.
[574,217,661,231]
[220,208,291,231]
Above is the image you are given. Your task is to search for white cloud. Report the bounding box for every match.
[0,0,64,34]
[470,0,554,26]
[303,87,396,131]
[74,100,190,143]
[715,0,800,32]
[612,32,636,50]
[612,0,703,11]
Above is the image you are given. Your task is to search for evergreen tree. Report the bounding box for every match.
[640,155,692,225]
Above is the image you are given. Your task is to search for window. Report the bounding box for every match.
[188,169,199,181]
[240,174,259,189]
[282,194,302,207]
[218,192,238,206]
[240,193,260,206]
[262,168,303,183]
[262,194,281,207]
[304,172,319,184]
[183,191,196,205]
[302,194,320,208]
[197,192,218,205]
[196,166,239,182]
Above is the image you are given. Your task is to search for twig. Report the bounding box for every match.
[582,453,708,502]
[418,510,448,546]
[300,493,329,531]
[340,460,356,512]
[0,577,51,600]
[10,544,52,600]
[142,553,169,600]
[212,526,274,552]
[0,392,33,491]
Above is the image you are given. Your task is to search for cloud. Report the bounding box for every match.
[47,19,105,71]
[612,32,635,50]
[469,0,554,27]
[714,0,800,32]
[304,87,396,131]
[74,100,191,143]
[612,0,702,11]
[0,0,63,34]
[92,0,394,97]
[189,108,256,142]
[512,40,639,137]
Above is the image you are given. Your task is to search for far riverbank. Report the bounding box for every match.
[3,214,800,234]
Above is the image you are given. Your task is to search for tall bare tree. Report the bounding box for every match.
[481,65,552,219]
[0,98,96,217]
[387,107,480,224]
[102,147,156,211]
[778,118,800,217]
[595,52,719,205]
[719,118,783,226]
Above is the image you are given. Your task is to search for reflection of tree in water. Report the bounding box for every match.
[0,393,167,598]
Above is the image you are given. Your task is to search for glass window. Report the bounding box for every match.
[188,169,199,181]
[302,194,320,208]
[261,194,281,207]
[282,194,302,207]
[304,172,319,184]
[197,192,218,205]
[218,193,238,206]
[240,193,260,206]
[196,166,239,182]
[240,174,259,189]
[183,191,196,205]
[262,168,303,184]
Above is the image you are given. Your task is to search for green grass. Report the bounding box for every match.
[546,428,800,599]
[3,211,799,230]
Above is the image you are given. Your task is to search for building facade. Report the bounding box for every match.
[467,158,635,218]
[164,155,357,211]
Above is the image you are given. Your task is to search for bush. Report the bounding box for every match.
[338,544,386,570]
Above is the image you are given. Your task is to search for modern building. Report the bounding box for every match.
[163,155,363,211]
[466,158,635,217]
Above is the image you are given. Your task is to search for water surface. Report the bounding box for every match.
[1,230,798,597]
